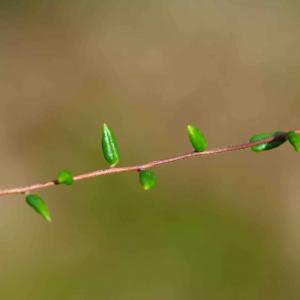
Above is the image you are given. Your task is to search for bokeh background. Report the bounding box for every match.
[1,0,300,299]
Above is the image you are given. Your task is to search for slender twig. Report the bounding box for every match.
[0,130,297,196]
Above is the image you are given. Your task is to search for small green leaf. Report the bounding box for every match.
[250,131,286,152]
[102,123,120,167]
[187,125,207,152]
[139,170,156,190]
[26,194,51,222]
[57,170,74,185]
[287,131,300,152]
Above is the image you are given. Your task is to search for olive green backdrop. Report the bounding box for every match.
[0,1,300,299]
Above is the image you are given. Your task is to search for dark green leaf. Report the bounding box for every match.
[102,123,120,167]
[250,131,286,152]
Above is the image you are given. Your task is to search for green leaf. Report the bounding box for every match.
[139,170,156,190]
[26,194,51,222]
[57,170,74,185]
[287,131,300,152]
[102,123,120,167]
[187,125,207,152]
[250,131,286,152]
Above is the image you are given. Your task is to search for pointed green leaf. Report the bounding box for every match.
[57,170,74,185]
[102,123,120,166]
[287,131,300,152]
[139,170,156,190]
[187,125,207,152]
[26,194,51,222]
[250,131,286,152]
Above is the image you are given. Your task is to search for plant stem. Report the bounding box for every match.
[0,130,297,196]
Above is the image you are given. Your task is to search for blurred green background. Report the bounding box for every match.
[1,0,300,299]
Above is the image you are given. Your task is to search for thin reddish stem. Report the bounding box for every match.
[0,130,298,196]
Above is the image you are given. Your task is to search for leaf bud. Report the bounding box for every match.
[57,170,74,185]
[139,170,156,190]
